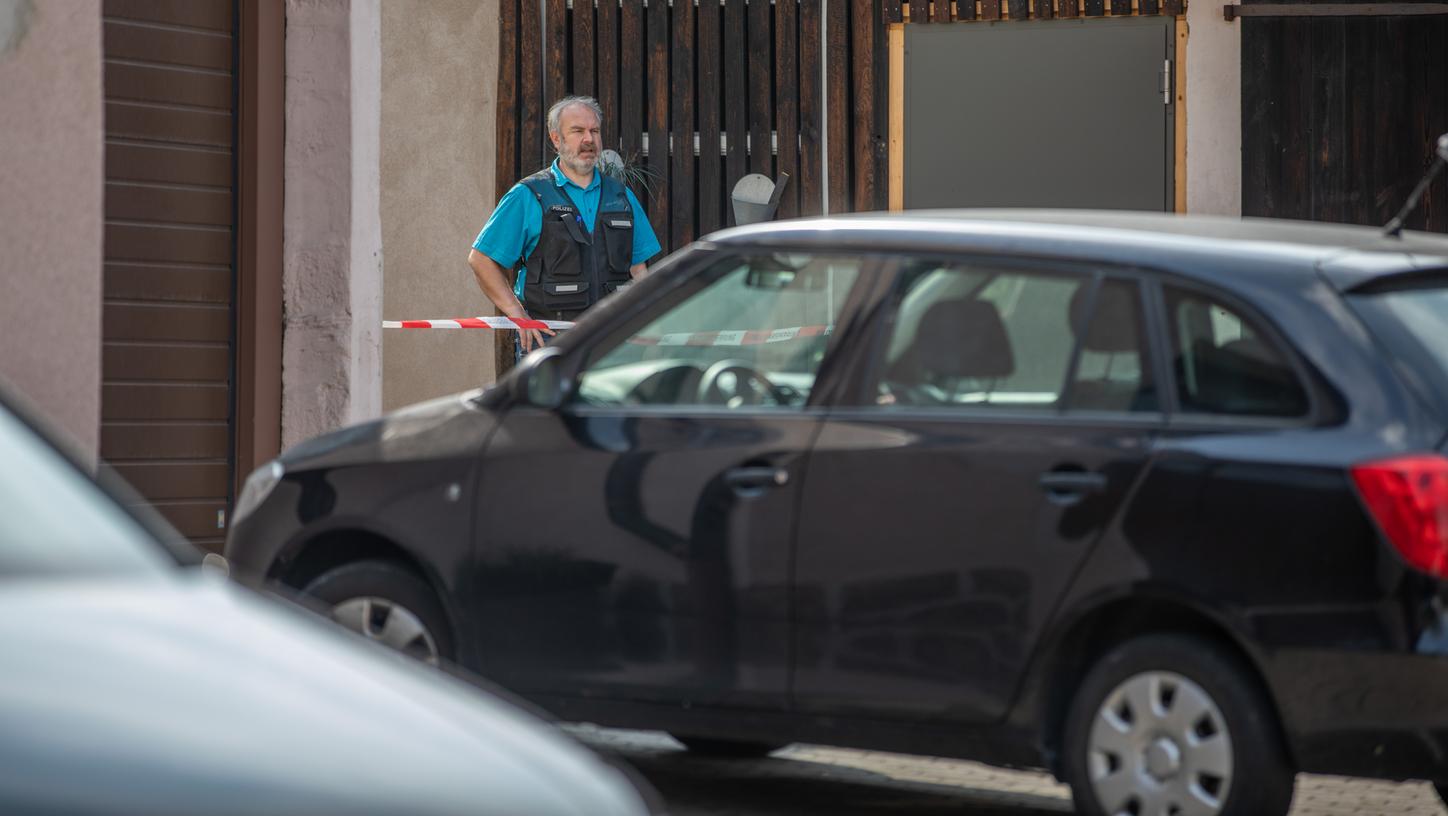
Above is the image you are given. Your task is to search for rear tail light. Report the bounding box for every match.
[1351,455,1448,578]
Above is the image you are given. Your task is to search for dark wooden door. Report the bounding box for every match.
[101,0,237,550]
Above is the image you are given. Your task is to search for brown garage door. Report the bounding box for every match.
[102,0,236,551]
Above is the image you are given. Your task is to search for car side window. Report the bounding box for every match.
[872,262,1091,411]
[1163,286,1309,418]
[573,253,862,409]
[1066,279,1159,413]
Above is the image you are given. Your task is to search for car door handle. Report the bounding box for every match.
[1038,471,1107,495]
[724,466,790,491]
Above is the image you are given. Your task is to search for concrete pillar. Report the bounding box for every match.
[0,0,102,459]
[283,0,383,448]
[380,0,499,410]
[1185,6,1242,216]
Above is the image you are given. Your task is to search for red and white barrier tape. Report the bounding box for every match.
[382,316,575,331]
[383,316,833,346]
[629,325,832,346]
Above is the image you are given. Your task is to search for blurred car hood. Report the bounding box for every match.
[278,389,499,471]
[0,570,648,816]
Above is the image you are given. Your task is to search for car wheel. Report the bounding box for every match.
[1061,634,1293,816]
[1435,782,1448,808]
[302,560,454,666]
[670,735,789,758]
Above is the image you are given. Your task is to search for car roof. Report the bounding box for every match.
[703,210,1448,291]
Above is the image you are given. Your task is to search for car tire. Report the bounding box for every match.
[1061,634,1293,816]
[670,735,789,758]
[302,560,454,666]
[1435,782,1448,808]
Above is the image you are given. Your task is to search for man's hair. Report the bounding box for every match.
[547,96,603,136]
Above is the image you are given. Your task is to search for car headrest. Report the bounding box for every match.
[1069,283,1139,353]
[915,298,1014,380]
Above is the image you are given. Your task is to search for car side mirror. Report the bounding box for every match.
[511,346,568,410]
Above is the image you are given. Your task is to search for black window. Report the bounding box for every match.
[1163,286,1308,418]
[1066,278,1159,413]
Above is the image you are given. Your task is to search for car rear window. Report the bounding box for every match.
[1349,279,1448,414]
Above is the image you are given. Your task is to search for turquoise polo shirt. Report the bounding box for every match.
[473,159,662,299]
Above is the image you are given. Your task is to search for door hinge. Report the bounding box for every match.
[1161,59,1173,106]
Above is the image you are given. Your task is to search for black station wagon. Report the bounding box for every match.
[227,211,1448,816]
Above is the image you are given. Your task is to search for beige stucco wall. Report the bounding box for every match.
[1184,7,1241,216]
[380,0,499,411]
[282,0,384,449]
[0,0,102,458]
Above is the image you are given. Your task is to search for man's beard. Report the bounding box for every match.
[560,145,597,175]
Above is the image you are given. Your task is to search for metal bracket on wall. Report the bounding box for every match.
[1224,2,1448,20]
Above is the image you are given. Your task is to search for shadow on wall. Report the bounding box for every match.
[0,0,34,58]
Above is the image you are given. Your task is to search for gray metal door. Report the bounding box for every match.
[904,18,1174,211]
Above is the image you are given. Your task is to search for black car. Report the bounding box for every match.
[0,388,654,816]
[228,210,1448,816]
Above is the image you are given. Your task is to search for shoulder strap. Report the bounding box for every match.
[520,169,572,210]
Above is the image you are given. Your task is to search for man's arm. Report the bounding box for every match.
[468,249,552,351]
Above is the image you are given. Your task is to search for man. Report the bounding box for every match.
[468,96,661,356]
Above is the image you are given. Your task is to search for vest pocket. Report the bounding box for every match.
[541,280,590,311]
[600,214,634,276]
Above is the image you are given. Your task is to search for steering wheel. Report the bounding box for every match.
[695,359,779,407]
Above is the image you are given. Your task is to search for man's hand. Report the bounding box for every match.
[629,262,648,280]
[468,248,555,353]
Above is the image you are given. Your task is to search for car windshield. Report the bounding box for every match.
[0,404,173,578]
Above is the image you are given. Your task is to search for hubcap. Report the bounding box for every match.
[331,596,440,666]
[1087,671,1233,816]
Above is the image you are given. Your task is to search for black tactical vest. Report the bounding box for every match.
[518,170,636,321]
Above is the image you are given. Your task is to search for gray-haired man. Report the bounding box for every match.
[467,96,661,356]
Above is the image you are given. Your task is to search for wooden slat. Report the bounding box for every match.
[110,461,230,500]
[724,0,748,221]
[1110,0,1131,15]
[106,224,232,265]
[572,0,595,96]
[107,143,232,187]
[1163,0,1183,14]
[102,384,230,421]
[1279,21,1311,219]
[981,0,1002,22]
[671,0,695,247]
[597,0,619,149]
[103,0,233,32]
[1060,0,1081,17]
[105,263,231,304]
[958,0,978,22]
[101,424,230,460]
[1010,0,1031,19]
[105,62,232,110]
[907,0,929,21]
[852,0,878,211]
[106,183,232,227]
[105,102,232,148]
[104,303,230,343]
[827,0,849,213]
[496,0,519,198]
[698,0,723,234]
[1084,0,1105,16]
[749,0,773,176]
[1310,20,1347,224]
[933,0,954,21]
[1140,0,1159,15]
[103,344,230,382]
[884,0,905,23]
[1240,20,1277,218]
[103,20,232,71]
[620,0,644,159]
[520,0,545,174]
[798,0,823,217]
[546,0,568,107]
[150,501,229,540]
[647,0,670,246]
[1035,0,1054,18]
[776,0,800,219]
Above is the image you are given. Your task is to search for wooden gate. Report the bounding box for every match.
[1242,16,1448,231]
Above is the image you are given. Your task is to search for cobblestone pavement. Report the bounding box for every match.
[569,726,1447,816]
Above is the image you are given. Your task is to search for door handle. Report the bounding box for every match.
[1038,471,1107,499]
[724,466,790,492]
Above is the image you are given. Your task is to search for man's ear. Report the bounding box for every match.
[548,131,560,150]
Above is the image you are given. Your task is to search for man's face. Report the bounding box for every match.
[552,105,601,176]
